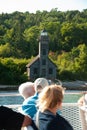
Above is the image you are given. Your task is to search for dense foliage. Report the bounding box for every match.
[0,8,87,84]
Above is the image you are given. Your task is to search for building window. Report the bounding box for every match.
[42,59,46,65]
[49,68,53,74]
[33,68,38,74]
[42,49,46,55]
[42,69,46,76]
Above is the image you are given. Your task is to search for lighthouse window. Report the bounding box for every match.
[49,68,53,74]
[42,69,46,76]
[42,49,46,55]
[33,68,38,74]
[42,59,46,65]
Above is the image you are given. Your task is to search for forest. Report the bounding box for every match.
[0,8,87,84]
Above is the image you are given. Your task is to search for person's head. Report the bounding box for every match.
[34,78,49,93]
[18,82,35,99]
[37,84,64,112]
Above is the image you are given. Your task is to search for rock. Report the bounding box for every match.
[62,80,87,90]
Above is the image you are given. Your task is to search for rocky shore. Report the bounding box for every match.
[0,85,18,91]
[0,80,87,91]
[62,80,87,90]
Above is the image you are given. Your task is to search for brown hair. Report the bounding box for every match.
[37,84,64,112]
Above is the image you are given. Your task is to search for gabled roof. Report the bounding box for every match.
[26,55,40,68]
[26,55,57,68]
[48,57,57,67]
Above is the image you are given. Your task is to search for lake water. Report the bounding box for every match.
[0,90,84,105]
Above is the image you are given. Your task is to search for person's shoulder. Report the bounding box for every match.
[0,106,13,112]
[56,113,68,123]
[23,95,34,103]
[56,113,73,129]
[27,93,38,102]
[22,94,38,105]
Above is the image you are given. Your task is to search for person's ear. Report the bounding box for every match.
[57,101,62,109]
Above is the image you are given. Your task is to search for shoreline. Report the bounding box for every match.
[0,80,87,91]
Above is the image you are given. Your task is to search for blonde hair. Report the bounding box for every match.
[37,84,64,112]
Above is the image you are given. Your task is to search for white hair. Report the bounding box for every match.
[34,78,49,92]
[18,82,34,99]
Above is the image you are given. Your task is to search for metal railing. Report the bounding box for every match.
[6,103,86,130]
[62,103,82,130]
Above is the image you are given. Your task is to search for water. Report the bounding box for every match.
[0,95,24,105]
[0,90,83,105]
[0,91,24,105]
[63,93,82,103]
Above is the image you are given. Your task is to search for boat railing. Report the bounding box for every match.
[5,103,87,130]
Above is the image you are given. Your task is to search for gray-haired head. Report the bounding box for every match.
[34,78,49,93]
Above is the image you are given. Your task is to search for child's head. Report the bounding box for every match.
[18,82,35,99]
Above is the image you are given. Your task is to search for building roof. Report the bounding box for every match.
[26,55,40,68]
[48,57,57,67]
[26,55,57,68]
